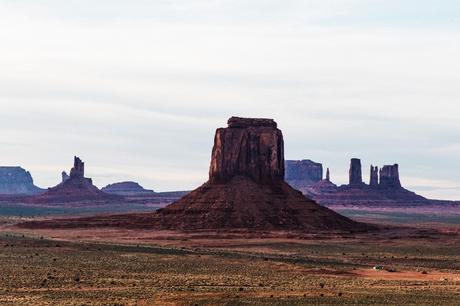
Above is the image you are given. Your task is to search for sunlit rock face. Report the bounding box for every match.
[209,117,284,184]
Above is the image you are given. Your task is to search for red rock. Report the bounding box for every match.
[209,117,284,184]
[285,160,323,192]
[379,164,401,188]
[370,165,379,187]
[20,118,369,232]
[29,157,122,204]
[349,158,363,185]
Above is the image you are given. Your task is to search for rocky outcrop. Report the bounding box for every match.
[30,157,122,204]
[151,117,366,231]
[285,160,323,192]
[379,164,401,188]
[209,117,284,184]
[349,158,363,185]
[370,165,379,187]
[0,167,44,195]
[102,181,155,196]
[299,159,427,205]
[70,156,85,178]
[62,171,70,183]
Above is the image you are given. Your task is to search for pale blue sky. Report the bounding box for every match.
[0,1,459,199]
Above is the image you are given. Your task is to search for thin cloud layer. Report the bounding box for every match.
[0,1,459,199]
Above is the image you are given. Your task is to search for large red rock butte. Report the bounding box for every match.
[20,117,369,232]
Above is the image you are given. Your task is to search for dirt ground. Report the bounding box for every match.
[0,220,459,305]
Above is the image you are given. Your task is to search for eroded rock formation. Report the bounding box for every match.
[0,167,44,195]
[102,181,155,196]
[30,157,122,204]
[349,158,363,185]
[151,117,366,231]
[370,166,379,187]
[379,164,401,188]
[285,160,323,192]
[62,171,70,183]
[209,117,284,184]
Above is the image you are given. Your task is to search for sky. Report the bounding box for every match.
[0,0,460,199]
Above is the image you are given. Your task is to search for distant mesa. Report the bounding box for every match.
[286,157,426,205]
[0,167,44,195]
[285,159,323,193]
[20,117,369,232]
[102,181,155,196]
[29,156,122,204]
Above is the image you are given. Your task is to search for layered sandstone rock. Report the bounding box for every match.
[0,167,44,195]
[379,164,401,188]
[30,157,122,204]
[370,166,379,187]
[153,117,366,231]
[102,181,155,196]
[349,158,363,185]
[285,160,323,192]
[61,171,70,183]
[209,117,284,184]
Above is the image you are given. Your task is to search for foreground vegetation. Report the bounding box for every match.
[0,229,459,305]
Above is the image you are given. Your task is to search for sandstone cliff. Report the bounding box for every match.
[0,167,44,195]
[30,157,122,204]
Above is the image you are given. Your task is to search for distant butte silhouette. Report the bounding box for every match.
[29,157,122,204]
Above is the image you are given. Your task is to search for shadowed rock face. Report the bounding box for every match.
[370,166,379,187]
[285,160,323,191]
[102,181,155,195]
[209,117,284,184]
[30,157,122,204]
[349,158,363,185]
[155,117,367,231]
[0,167,43,195]
[70,157,85,178]
[379,164,401,188]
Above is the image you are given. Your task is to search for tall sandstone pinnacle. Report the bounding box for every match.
[349,158,363,185]
[153,117,368,231]
[370,165,379,187]
[379,164,401,188]
[30,156,121,204]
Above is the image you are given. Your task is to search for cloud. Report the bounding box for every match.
[0,1,459,199]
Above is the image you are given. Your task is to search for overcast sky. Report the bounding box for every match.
[1,1,460,199]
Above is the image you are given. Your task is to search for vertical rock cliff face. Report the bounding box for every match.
[0,167,43,195]
[209,117,284,184]
[379,164,401,188]
[370,166,379,187]
[349,158,363,185]
[155,117,366,231]
[70,157,85,178]
[285,160,323,190]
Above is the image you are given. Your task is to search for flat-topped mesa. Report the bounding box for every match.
[69,156,85,178]
[370,165,379,187]
[349,158,363,185]
[379,164,401,188]
[209,117,284,183]
[227,116,277,128]
[285,160,323,184]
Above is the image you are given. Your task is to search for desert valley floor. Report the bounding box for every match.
[0,213,459,305]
